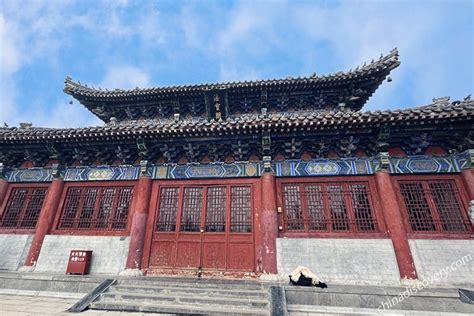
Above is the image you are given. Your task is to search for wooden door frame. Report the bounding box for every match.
[142,178,260,275]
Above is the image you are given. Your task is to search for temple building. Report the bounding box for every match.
[0,49,472,285]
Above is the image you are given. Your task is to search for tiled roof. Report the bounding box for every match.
[1,96,472,143]
[63,49,400,100]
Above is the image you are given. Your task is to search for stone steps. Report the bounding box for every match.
[110,284,268,298]
[118,276,265,290]
[89,277,272,315]
[99,291,269,309]
[0,271,102,296]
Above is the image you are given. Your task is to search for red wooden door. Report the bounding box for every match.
[147,182,255,274]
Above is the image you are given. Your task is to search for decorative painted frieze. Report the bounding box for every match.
[389,156,460,174]
[6,168,55,182]
[152,162,262,179]
[64,166,140,181]
[274,158,375,176]
[4,150,473,182]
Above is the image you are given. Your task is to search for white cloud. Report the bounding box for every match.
[23,98,103,128]
[98,65,151,89]
[0,1,157,127]
[218,64,262,83]
[0,1,77,126]
[0,13,20,126]
[0,14,22,75]
[0,0,472,129]
[200,0,472,109]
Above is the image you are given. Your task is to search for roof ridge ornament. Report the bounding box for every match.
[19,122,33,129]
[432,96,451,105]
[109,117,118,126]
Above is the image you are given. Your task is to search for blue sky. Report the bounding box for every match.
[1,0,472,128]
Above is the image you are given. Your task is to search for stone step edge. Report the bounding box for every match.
[117,279,266,288]
[111,284,268,295]
[90,300,269,315]
[0,272,104,283]
[0,289,85,300]
[100,291,270,305]
[285,285,461,298]
[287,304,472,316]
[119,276,262,285]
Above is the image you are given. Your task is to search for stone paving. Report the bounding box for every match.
[0,294,174,316]
[1,294,470,316]
[0,294,330,316]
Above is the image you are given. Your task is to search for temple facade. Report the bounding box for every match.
[0,49,473,285]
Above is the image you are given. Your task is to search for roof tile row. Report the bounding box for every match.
[1,97,472,143]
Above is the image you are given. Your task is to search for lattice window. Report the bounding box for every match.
[282,185,304,230]
[305,185,326,230]
[112,188,134,230]
[350,183,375,231]
[399,182,435,231]
[205,187,226,232]
[180,187,203,232]
[282,181,378,233]
[57,186,134,231]
[399,180,469,233]
[156,187,180,232]
[327,184,349,231]
[231,186,252,232]
[0,188,47,229]
[429,182,466,232]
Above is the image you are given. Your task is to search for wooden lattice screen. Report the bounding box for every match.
[180,187,203,232]
[155,185,253,233]
[282,182,378,233]
[398,180,470,233]
[205,187,226,232]
[230,186,252,232]
[57,186,134,231]
[155,187,180,232]
[0,187,47,229]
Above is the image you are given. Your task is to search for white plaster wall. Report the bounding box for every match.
[0,234,33,271]
[277,238,400,285]
[35,235,130,275]
[409,239,474,285]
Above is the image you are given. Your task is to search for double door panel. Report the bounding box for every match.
[149,183,254,272]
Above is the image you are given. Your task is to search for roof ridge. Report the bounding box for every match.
[63,49,400,96]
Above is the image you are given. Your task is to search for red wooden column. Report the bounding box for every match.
[461,168,474,200]
[260,166,278,274]
[0,178,8,206]
[25,177,64,267]
[375,170,417,280]
[124,168,153,272]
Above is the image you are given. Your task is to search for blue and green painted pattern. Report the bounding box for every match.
[3,150,472,182]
